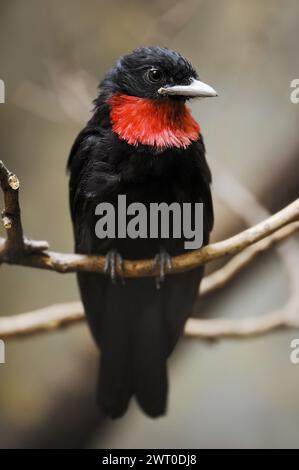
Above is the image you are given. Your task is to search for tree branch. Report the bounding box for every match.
[185,295,299,339]
[1,160,299,341]
[200,221,299,295]
[1,298,299,340]
[0,160,49,259]
[0,160,23,254]
[0,161,298,277]
[1,200,298,276]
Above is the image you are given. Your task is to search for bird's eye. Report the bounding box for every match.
[146,68,163,83]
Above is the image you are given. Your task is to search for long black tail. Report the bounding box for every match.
[96,279,168,419]
[133,300,168,418]
[79,269,203,419]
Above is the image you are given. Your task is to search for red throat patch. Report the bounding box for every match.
[108,94,200,150]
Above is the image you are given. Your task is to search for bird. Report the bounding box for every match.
[68,47,216,419]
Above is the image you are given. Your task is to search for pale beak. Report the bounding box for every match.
[158,78,218,98]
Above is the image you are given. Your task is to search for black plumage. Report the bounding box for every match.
[68,47,214,418]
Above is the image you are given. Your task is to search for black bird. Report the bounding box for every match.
[68,47,216,418]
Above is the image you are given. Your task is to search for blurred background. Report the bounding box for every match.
[0,0,299,449]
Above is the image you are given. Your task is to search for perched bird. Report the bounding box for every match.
[68,47,216,418]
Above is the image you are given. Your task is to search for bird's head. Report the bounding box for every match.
[95,47,218,149]
[100,46,217,100]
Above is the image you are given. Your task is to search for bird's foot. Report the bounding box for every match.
[104,250,125,284]
[153,248,173,289]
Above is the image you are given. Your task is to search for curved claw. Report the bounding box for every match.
[104,250,125,284]
[153,248,173,289]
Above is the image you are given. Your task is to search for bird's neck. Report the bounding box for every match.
[108,94,200,150]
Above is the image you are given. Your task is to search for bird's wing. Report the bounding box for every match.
[67,126,117,254]
[196,136,214,234]
[67,127,101,224]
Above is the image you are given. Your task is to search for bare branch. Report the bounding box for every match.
[0,160,23,254]
[200,221,299,295]
[204,167,299,332]
[0,160,298,278]
[1,160,299,341]
[1,298,299,340]
[0,302,84,339]
[0,160,49,261]
[185,295,299,339]
[0,199,298,276]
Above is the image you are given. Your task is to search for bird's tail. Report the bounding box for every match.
[97,284,168,419]
[97,348,133,419]
[133,302,168,418]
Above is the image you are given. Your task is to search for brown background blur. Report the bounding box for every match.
[0,0,299,448]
